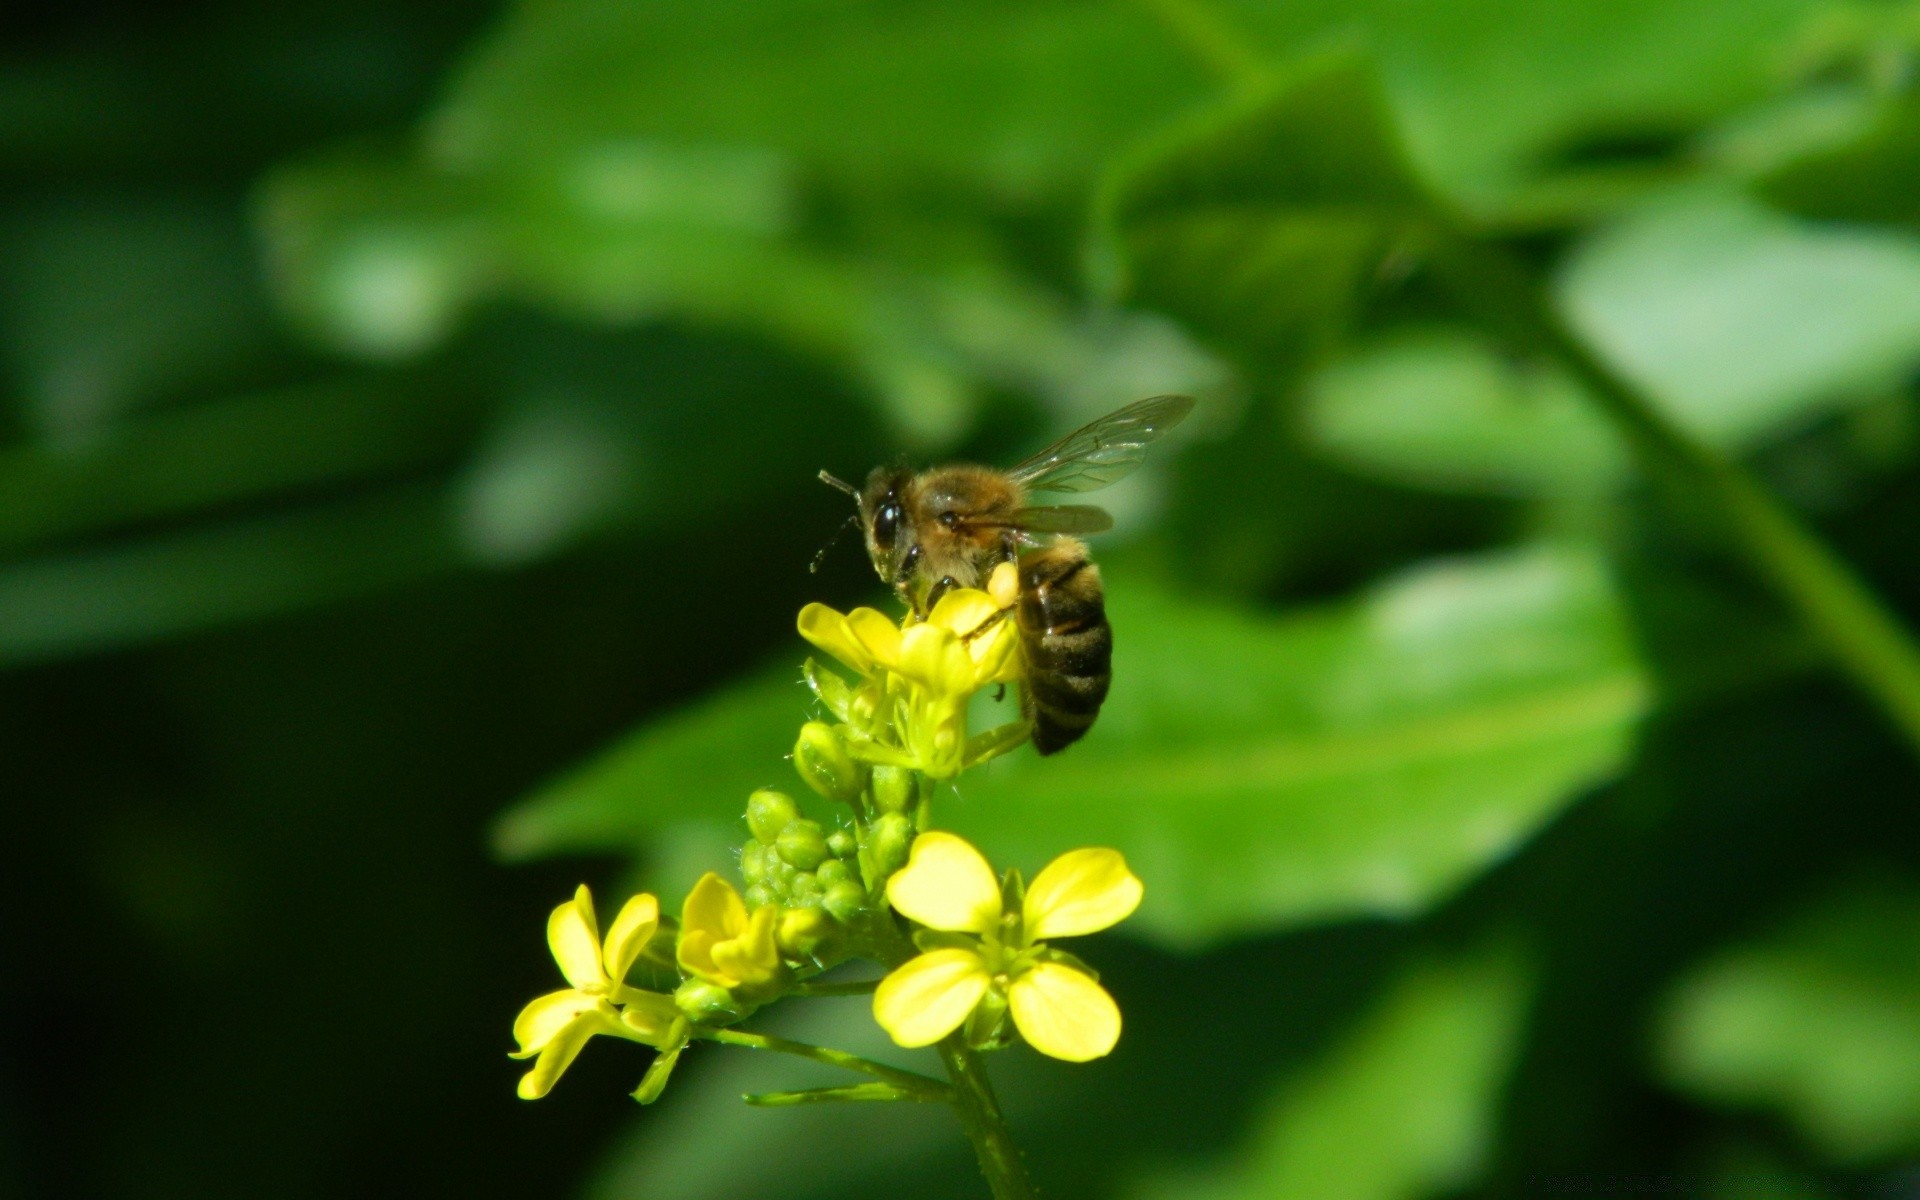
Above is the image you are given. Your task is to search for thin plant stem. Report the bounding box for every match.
[873,911,1039,1200]
[1439,237,1920,759]
[790,978,882,998]
[937,1036,1038,1200]
[743,1081,949,1106]
[696,1028,949,1099]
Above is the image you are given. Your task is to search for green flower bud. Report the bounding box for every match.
[776,819,829,870]
[794,721,866,804]
[768,858,800,898]
[816,858,853,889]
[743,882,777,911]
[740,841,771,884]
[869,813,913,878]
[674,978,747,1025]
[871,765,916,815]
[826,828,857,859]
[746,789,799,844]
[776,906,835,957]
[823,879,867,924]
[787,871,824,904]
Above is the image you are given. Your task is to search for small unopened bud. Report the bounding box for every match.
[826,828,857,859]
[794,721,865,803]
[816,858,853,889]
[776,819,829,870]
[777,906,834,957]
[674,979,746,1025]
[871,765,915,815]
[746,789,799,844]
[787,870,824,904]
[743,882,777,911]
[740,841,771,884]
[823,879,867,924]
[869,813,913,878]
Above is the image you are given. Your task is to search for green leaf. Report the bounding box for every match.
[1559,188,1920,446]
[1658,878,1920,1164]
[428,0,1204,203]
[959,543,1649,945]
[493,669,807,864]
[0,486,464,666]
[1130,945,1533,1200]
[504,542,1650,946]
[1763,90,1920,228]
[1098,54,1438,366]
[0,374,481,556]
[1302,328,1627,498]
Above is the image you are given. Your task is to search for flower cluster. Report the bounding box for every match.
[509,560,1142,1128]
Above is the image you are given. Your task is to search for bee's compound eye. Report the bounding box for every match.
[873,503,901,546]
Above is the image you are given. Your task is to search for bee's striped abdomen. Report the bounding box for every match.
[1016,542,1112,755]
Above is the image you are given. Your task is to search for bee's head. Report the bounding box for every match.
[856,466,920,588]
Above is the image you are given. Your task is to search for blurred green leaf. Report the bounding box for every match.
[1559,188,1920,446]
[1765,90,1920,228]
[501,542,1649,945]
[1098,54,1435,367]
[959,543,1648,945]
[427,0,1204,203]
[1130,945,1533,1200]
[1658,878,1920,1164]
[0,196,277,439]
[1302,329,1626,498]
[0,486,463,665]
[0,373,480,555]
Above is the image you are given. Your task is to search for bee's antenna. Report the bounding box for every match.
[810,515,859,575]
[817,470,859,498]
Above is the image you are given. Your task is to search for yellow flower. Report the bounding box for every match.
[798,563,1023,778]
[510,885,680,1099]
[873,832,1142,1062]
[677,872,783,990]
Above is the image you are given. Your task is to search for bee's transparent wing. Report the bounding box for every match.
[1005,395,1196,495]
[998,505,1115,536]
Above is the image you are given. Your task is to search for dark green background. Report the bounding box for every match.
[8,2,1920,1197]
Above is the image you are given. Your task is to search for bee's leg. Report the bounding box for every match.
[959,604,1015,646]
[923,575,962,611]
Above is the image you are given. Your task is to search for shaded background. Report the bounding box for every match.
[8,1,1920,1197]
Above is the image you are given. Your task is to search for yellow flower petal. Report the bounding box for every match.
[678,873,748,984]
[601,893,660,985]
[515,1003,619,1099]
[709,904,782,988]
[846,607,903,668]
[898,623,974,696]
[873,948,993,1048]
[511,988,598,1056]
[798,604,873,675]
[1023,848,1143,941]
[548,885,606,990]
[1008,962,1121,1062]
[888,832,1003,933]
[928,588,1003,642]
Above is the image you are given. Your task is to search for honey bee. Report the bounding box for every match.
[821,395,1195,755]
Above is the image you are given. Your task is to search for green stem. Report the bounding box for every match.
[790,978,882,997]
[1548,318,1920,748]
[1442,238,1920,757]
[937,1036,1038,1200]
[744,1081,948,1106]
[696,1028,949,1099]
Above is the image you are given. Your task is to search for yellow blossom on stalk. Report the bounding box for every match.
[510,885,681,1099]
[797,562,1023,778]
[874,832,1142,1062]
[678,872,783,990]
